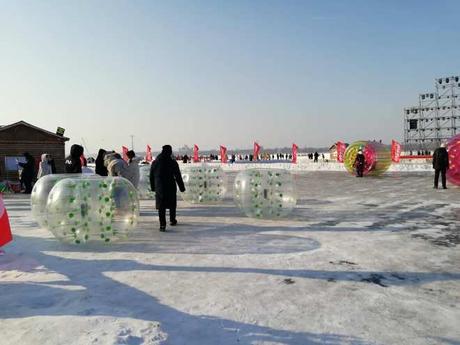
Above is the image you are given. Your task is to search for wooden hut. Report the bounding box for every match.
[0,121,69,182]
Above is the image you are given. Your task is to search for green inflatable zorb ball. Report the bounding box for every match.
[46,176,139,245]
[233,169,297,219]
[138,165,155,200]
[31,174,94,228]
[181,164,227,204]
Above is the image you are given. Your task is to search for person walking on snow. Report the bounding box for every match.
[150,145,185,232]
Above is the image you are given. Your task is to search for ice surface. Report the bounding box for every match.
[1,171,459,345]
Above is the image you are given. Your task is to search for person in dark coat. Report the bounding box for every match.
[18,152,36,194]
[65,144,84,173]
[150,145,185,231]
[95,149,108,176]
[432,143,449,189]
[48,155,57,174]
[354,149,365,177]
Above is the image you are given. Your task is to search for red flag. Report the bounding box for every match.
[0,194,13,247]
[336,141,346,163]
[145,145,153,162]
[391,140,401,163]
[220,146,228,163]
[292,143,298,164]
[122,146,129,162]
[253,142,261,161]
[193,144,199,163]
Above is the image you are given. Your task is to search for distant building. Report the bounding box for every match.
[0,121,69,181]
[328,143,348,161]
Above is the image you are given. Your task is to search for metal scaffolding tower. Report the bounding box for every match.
[404,76,460,150]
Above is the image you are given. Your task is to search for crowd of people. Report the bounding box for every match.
[409,150,433,156]
[64,145,142,188]
[15,144,185,232]
[177,152,326,163]
[14,144,144,194]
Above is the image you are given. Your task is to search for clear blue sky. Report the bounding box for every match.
[1,0,459,153]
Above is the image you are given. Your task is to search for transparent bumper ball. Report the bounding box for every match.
[447,134,460,186]
[138,165,155,199]
[31,174,91,228]
[181,164,227,204]
[233,169,297,219]
[46,177,139,245]
[344,141,392,176]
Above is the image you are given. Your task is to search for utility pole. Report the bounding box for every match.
[130,135,134,151]
[81,138,90,156]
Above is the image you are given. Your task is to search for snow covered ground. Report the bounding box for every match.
[1,171,459,345]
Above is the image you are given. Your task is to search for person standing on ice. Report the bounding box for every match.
[354,149,365,177]
[48,154,57,174]
[150,145,185,232]
[37,154,53,179]
[432,142,449,189]
[106,153,128,177]
[125,150,141,188]
[18,152,36,194]
[95,149,108,176]
[65,144,84,173]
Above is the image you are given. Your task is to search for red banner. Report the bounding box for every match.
[336,141,346,163]
[193,144,199,163]
[391,140,401,163]
[253,142,261,161]
[122,146,129,162]
[292,143,298,164]
[0,194,13,247]
[146,145,153,162]
[220,146,228,163]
